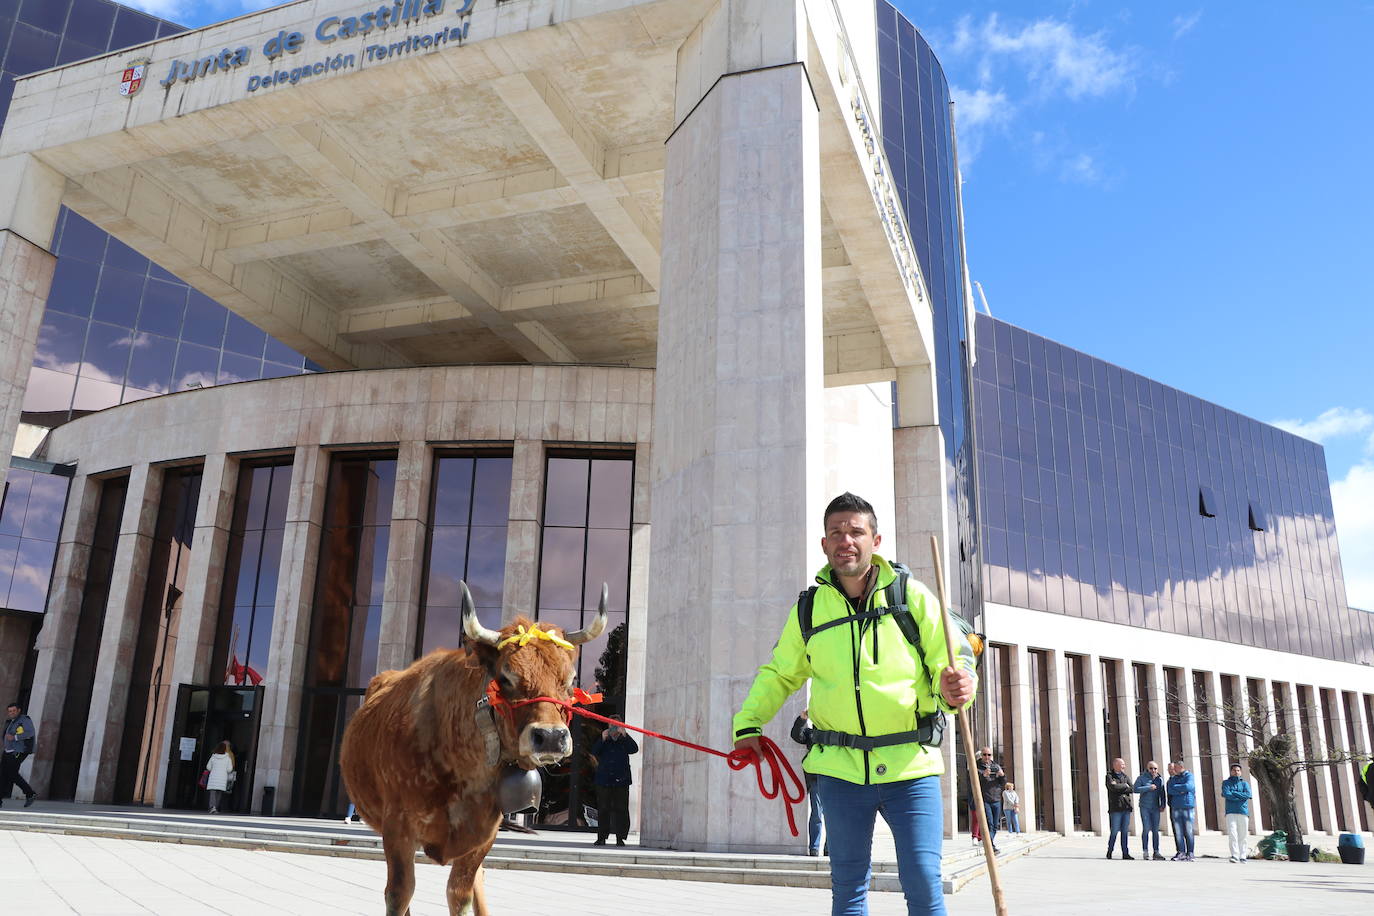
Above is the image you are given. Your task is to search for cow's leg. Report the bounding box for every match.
[382,833,417,916]
[445,850,489,916]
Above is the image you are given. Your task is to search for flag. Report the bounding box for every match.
[227,654,264,686]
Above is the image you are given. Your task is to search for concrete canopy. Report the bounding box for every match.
[1,0,935,386]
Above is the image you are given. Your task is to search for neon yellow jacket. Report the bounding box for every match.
[733,553,978,785]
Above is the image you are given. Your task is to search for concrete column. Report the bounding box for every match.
[892,425,946,594]
[1273,681,1312,838]
[1324,688,1358,834]
[1082,654,1108,836]
[0,232,57,483]
[1140,663,1167,773]
[376,440,431,671]
[1196,670,1225,833]
[0,153,64,489]
[23,475,101,795]
[1341,691,1371,834]
[1117,662,1140,835]
[1046,650,1074,834]
[502,438,544,623]
[1007,645,1036,829]
[642,5,822,851]
[1299,684,1339,837]
[1247,678,1279,834]
[624,440,652,838]
[76,463,163,802]
[256,445,329,811]
[151,453,236,805]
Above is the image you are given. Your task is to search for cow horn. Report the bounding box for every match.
[461,581,501,647]
[566,583,609,645]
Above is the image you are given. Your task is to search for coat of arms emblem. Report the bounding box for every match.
[119,58,150,97]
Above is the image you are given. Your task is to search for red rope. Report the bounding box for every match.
[490,686,807,837]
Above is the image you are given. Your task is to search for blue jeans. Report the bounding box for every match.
[1006,810,1020,833]
[1140,807,1161,855]
[983,800,1003,845]
[808,775,825,853]
[1107,810,1131,855]
[1171,807,1195,855]
[815,774,945,916]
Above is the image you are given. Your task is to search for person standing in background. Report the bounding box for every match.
[203,741,235,814]
[1133,761,1166,860]
[1,702,37,808]
[1002,782,1021,834]
[591,718,639,846]
[1221,763,1253,863]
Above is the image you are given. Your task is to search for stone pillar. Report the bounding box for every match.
[23,475,102,795]
[0,615,34,711]
[1082,654,1108,836]
[1046,650,1074,834]
[1341,691,1371,834]
[0,153,64,490]
[1299,685,1339,837]
[1196,671,1226,834]
[76,463,162,802]
[502,438,544,622]
[642,3,822,851]
[1007,645,1036,830]
[1273,681,1312,837]
[1117,662,1141,835]
[1324,688,1358,834]
[1248,678,1278,834]
[152,453,236,805]
[256,445,329,811]
[376,440,431,671]
[624,440,652,836]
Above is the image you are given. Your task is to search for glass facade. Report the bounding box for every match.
[296,454,396,815]
[974,314,1369,664]
[875,2,981,624]
[115,466,201,805]
[214,459,294,686]
[535,453,633,828]
[0,463,69,612]
[416,454,512,658]
[1,1,317,429]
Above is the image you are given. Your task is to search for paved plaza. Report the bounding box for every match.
[3,824,1368,915]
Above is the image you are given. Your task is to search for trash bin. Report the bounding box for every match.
[261,785,276,816]
[1338,833,1365,865]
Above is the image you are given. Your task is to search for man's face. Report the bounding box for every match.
[1147,762,1159,777]
[1112,757,1125,774]
[5,705,17,719]
[1231,766,1242,778]
[979,748,993,764]
[822,511,880,578]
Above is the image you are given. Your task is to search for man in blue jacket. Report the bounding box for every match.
[1221,763,1253,863]
[1,702,37,808]
[1133,761,1166,860]
[1167,760,1197,861]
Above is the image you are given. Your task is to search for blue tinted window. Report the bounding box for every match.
[103,236,148,274]
[18,0,70,31]
[111,7,158,49]
[224,312,266,358]
[65,0,115,47]
[91,267,142,327]
[46,258,99,317]
[138,279,187,337]
[123,333,176,394]
[181,291,227,347]
[8,23,60,74]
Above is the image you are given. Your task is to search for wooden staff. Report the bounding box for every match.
[930,535,1008,916]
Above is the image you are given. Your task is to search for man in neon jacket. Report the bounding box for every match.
[733,493,978,916]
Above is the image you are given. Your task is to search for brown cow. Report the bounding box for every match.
[340,581,606,915]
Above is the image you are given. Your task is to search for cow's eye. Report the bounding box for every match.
[499,672,519,692]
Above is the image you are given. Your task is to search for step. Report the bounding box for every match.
[0,811,1055,894]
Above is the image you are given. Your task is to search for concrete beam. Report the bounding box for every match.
[492,71,661,288]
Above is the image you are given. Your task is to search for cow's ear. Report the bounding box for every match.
[470,641,500,675]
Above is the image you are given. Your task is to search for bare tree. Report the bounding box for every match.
[1165,687,1369,847]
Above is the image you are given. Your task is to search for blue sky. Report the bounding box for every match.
[126,1,1373,608]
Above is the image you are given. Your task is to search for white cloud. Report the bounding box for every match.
[1269,407,1374,609]
[949,85,1012,167]
[120,1,282,25]
[1332,461,1374,610]
[1271,407,1374,444]
[1172,11,1204,40]
[1060,152,1100,184]
[960,13,1137,101]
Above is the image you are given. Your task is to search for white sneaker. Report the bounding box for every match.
[1229,856,1238,863]
[209,808,218,814]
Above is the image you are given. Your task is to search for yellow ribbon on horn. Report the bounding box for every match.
[496,623,574,651]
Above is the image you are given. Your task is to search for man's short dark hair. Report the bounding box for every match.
[824,492,878,533]
[6,701,20,711]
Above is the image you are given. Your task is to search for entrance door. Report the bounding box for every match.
[164,685,263,811]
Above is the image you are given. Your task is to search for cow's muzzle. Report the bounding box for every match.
[520,723,571,765]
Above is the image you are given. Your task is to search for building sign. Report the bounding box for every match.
[151,0,476,94]
[119,58,150,97]
[850,86,926,305]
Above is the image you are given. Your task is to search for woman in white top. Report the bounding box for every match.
[204,741,236,814]
[1003,782,1021,834]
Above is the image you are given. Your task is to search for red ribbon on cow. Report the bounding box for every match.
[487,684,807,837]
